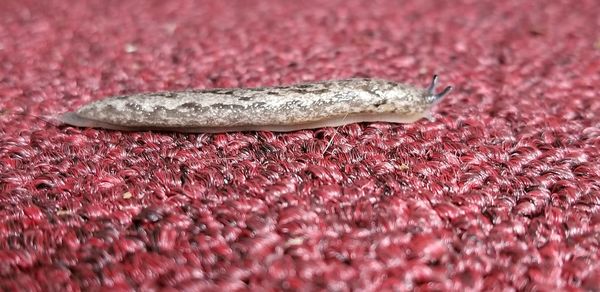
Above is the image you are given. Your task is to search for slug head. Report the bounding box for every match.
[377,74,453,117]
[425,74,453,104]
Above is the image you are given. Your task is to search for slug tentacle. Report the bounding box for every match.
[59,75,453,133]
[427,74,439,94]
[435,85,453,100]
[426,74,453,103]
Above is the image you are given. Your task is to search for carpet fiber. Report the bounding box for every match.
[1,0,599,290]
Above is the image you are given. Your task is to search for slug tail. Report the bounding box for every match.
[59,112,154,131]
[59,112,98,128]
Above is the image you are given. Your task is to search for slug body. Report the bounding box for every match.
[60,75,452,133]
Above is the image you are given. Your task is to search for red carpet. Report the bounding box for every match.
[1,0,600,290]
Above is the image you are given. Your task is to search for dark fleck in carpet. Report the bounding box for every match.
[1,0,599,290]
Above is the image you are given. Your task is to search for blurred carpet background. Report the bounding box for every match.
[1,0,599,290]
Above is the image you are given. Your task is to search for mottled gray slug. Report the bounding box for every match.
[59,75,453,133]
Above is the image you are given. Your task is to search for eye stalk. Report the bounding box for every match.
[427,75,453,103]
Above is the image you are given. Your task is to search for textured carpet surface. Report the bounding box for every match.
[1,0,600,291]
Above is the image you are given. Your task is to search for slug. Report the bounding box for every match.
[59,75,453,133]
